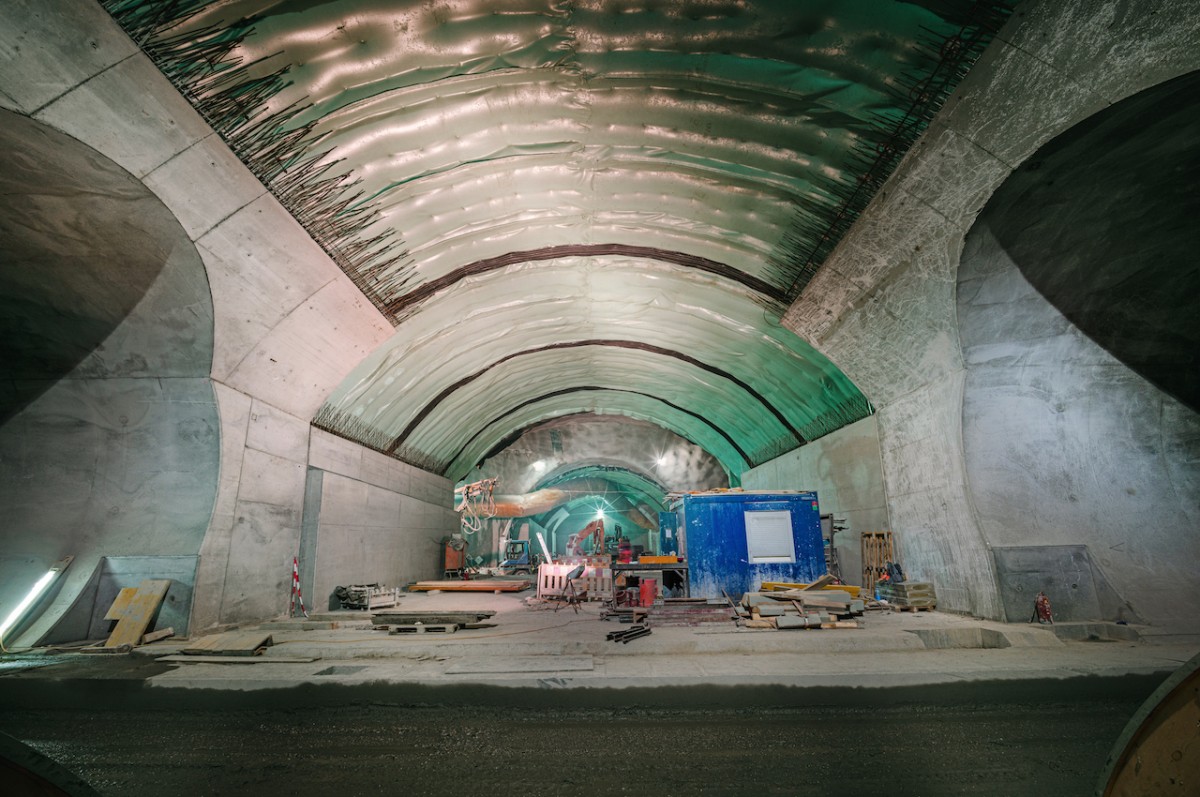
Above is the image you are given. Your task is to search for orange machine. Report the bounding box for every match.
[564,519,606,557]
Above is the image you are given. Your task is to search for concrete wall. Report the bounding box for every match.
[0,0,455,639]
[782,0,1200,621]
[959,223,1200,628]
[742,415,890,586]
[306,430,456,610]
[0,107,219,644]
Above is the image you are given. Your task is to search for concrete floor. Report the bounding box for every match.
[7,590,1195,693]
[1,592,1196,795]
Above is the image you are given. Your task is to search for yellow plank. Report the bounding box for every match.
[105,579,171,648]
[761,581,862,598]
[104,587,139,620]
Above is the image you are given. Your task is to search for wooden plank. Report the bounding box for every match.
[761,582,863,598]
[182,631,273,656]
[802,574,836,591]
[407,580,530,592]
[140,627,175,645]
[104,587,138,621]
[743,619,776,629]
[105,580,171,648]
[158,655,319,664]
[371,611,495,624]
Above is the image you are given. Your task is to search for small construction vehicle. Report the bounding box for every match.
[497,538,541,575]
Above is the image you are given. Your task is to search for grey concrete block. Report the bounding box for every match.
[144,134,267,241]
[775,615,809,629]
[0,0,137,114]
[245,401,310,464]
[221,276,392,420]
[36,54,211,179]
[309,428,363,481]
[236,448,306,508]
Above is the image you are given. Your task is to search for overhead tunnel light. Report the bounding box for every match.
[0,556,73,648]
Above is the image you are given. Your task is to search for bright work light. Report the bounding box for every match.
[0,556,73,645]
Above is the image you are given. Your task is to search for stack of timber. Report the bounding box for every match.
[878,581,937,611]
[738,587,865,630]
[371,609,498,635]
[406,579,530,593]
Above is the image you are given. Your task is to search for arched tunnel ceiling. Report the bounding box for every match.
[104,0,1011,476]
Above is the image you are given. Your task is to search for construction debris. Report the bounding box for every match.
[335,584,402,610]
[407,579,530,593]
[737,588,865,630]
[370,610,498,635]
[607,624,651,643]
[878,581,937,610]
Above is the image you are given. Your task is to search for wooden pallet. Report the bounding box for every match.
[861,531,897,595]
[407,580,530,592]
[387,623,458,634]
[890,604,936,612]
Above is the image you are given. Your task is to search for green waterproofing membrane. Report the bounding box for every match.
[105,0,1010,476]
[315,258,871,472]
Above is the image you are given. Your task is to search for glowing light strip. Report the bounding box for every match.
[0,556,73,644]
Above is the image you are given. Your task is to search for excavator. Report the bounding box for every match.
[564,519,606,557]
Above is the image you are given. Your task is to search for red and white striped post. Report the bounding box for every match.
[290,556,308,618]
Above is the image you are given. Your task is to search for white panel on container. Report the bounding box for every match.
[745,510,795,564]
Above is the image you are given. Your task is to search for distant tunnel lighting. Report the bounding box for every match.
[0,556,73,643]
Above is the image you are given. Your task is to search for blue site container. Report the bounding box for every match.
[676,491,823,599]
[659,511,679,555]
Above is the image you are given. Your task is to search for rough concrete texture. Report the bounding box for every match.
[959,221,1200,630]
[461,412,730,495]
[742,415,890,584]
[781,0,1200,620]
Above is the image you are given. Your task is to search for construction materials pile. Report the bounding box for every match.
[369,610,497,635]
[877,581,937,611]
[736,577,866,630]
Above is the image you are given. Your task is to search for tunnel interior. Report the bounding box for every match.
[0,0,1194,670]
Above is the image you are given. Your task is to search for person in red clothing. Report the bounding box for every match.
[617,536,633,564]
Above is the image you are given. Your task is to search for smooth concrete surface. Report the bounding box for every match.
[22,592,1192,695]
[0,109,219,647]
[308,429,456,612]
[780,0,1200,621]
[743,414,891,584]
[0,0,455,641]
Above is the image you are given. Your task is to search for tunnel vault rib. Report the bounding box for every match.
[384,244,787,318]
[387,340,804,457]
[447,386,753,478]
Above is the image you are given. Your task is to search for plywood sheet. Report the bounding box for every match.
[103,587,138,621]
[182,631,274,656]
[105,579,171,648]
